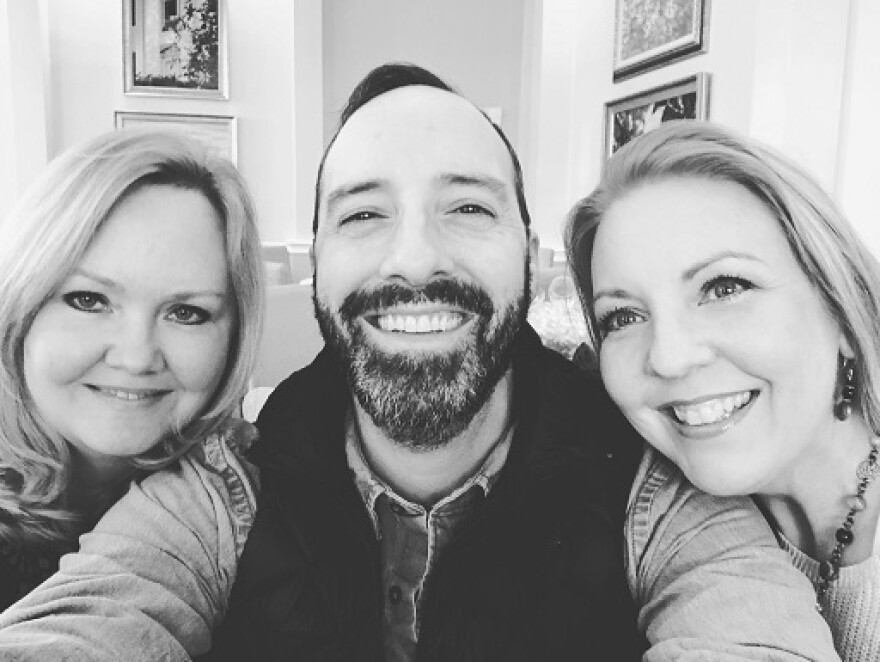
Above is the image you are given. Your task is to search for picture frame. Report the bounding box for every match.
[123,0,228,99]
[114,111,237,163]
[604,72,709,160]
[613,0,710,81]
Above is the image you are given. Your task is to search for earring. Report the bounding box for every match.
[835,357,856,421]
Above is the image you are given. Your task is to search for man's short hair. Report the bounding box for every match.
[312,62,532,233]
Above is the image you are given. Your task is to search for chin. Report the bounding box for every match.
[681,465,759,497]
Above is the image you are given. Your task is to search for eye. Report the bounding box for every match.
[62,291,109,313]
[451,203,494,217]
[597,307,644,337]
[166,304,210,326]
[701,276,753,304]
[340,210,382,225]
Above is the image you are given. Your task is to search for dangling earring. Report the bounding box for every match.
[834,356,856,421]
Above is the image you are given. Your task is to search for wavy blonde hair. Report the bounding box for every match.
[0,130,264,546]
[565,120,880,439]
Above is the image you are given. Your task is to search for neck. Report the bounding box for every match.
[757,416,880,562]
[66,446,134,519]
[354,369,515,507]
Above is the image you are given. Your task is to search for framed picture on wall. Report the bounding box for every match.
[604,72,709,161]
[114,111,237,163]
[613,0,710,81]
[123,0,228,99]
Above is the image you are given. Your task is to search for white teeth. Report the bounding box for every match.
[97,388,158,401]
[376,312,464,334]
[683,409,701,426]
[672,391,753,426]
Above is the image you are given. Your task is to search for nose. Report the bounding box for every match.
[645,313,714,380]
[377,210,454,286]
[103,315,165,374]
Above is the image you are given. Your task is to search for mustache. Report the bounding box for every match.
[338,279,494,324]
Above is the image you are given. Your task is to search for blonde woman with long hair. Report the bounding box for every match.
[0,130,263,657]
[568,121,880,660]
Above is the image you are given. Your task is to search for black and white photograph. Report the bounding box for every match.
[123,0,227,98]
[605,72,709,158]
[613,0,710,80]
[0,2,877,659]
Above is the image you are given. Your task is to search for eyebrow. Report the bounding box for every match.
[592,288,633,304]
[325,179,388,213]
[70,268,118,290]
[682,250,764,281]
[592,250,764,304]
[437,173,508,200]
[70,269,227,300]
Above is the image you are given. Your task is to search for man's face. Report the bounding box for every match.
[313,86,532,450]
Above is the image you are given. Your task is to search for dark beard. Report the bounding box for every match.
[314,275,529,451]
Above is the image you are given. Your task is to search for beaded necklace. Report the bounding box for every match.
[815,439,880,612]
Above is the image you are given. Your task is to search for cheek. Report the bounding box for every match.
[313,247,370,302]
[170,326,233,395]
[737,302,839,399]
[23,316,101,388]
[491,263,528,300]
[599,342,639,410]
[599,340,669,441]
[773,335,838,407]
[467,244,528,298]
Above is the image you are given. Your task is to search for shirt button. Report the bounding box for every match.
[388,585,403,605]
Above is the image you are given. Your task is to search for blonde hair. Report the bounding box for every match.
[0,130,264,545]
[565,120,880,438]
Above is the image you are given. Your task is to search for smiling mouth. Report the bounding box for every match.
[87,386,170,402]
[669,390,756,427]
[372,310,467,334]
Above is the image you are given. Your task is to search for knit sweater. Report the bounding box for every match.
[780,536,880,661]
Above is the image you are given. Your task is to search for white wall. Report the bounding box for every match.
[5,1,875,256]
[0,0,50,223]
[526,0,860,252]
[522,0,601,253]
[290,0,324,241]
[837,0,880,256]
[5,0,323,244]
[322,0,526,148]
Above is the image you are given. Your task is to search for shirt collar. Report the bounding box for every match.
[345,409,514,519]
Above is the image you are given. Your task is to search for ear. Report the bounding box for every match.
[528,231,540,302]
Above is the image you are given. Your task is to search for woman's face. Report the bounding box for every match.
[24,184,234,465]
[591,176,848,495]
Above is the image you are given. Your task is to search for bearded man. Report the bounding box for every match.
[201,63,645,660]
[202,63,650,660]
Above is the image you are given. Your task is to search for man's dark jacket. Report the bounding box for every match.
[208,325,648,661]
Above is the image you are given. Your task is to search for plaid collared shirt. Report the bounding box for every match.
[345,414,513,662]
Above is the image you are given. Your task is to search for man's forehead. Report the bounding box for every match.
[322,86,514,191]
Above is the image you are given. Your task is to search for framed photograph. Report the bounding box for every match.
[114,111,237,163]
[613,0,710,81]
[123,0,227,99]
[604,72,709,160]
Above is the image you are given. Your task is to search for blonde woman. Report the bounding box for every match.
[567,121,880,660]
[0,130,262,657]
